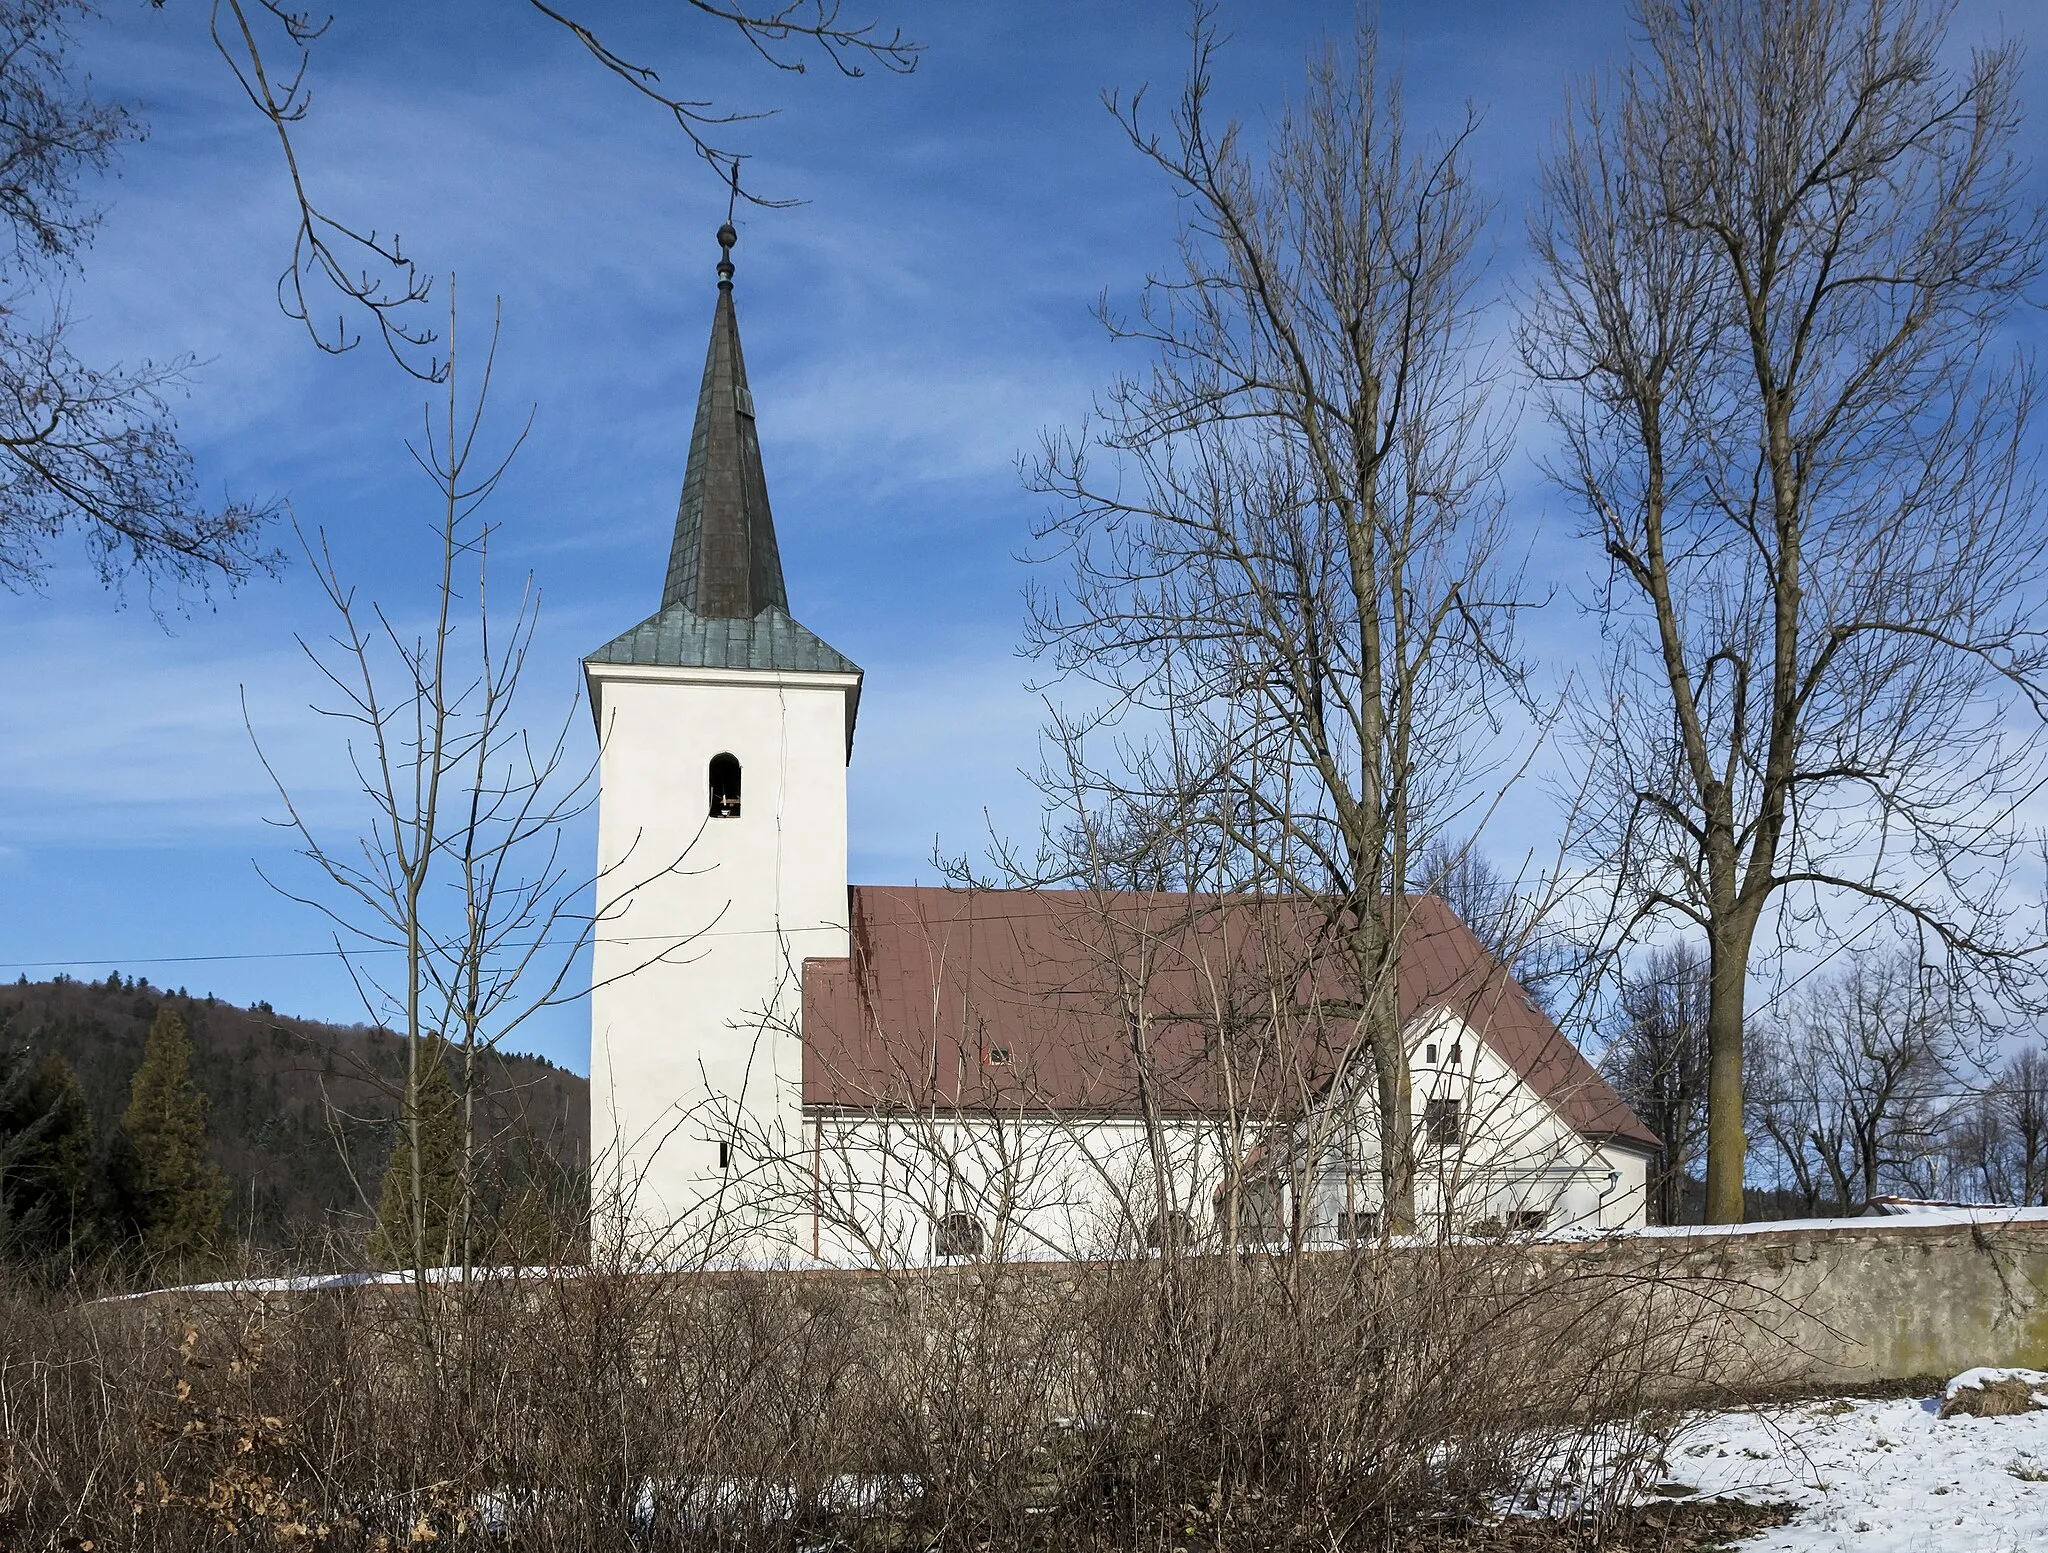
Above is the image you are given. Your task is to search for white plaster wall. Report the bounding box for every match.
[801,1110,1231,1267]
[586,664,856,1250]
[1399,1009,1651,1233]
[786,1011,1648,1266]
[1233,1011,1650,1242]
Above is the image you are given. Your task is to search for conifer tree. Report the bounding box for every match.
[0,1039,105,1266]
[368,1045,465,1271]
[112,1006,225,1267]
[29,1054,100,1252]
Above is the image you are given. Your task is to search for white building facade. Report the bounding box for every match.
[587,233,1658,1266]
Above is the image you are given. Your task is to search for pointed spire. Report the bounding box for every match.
[660,224,788,618]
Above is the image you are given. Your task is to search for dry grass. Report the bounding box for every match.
[1939,1376,2045,1419]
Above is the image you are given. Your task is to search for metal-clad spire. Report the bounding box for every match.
[660,224,788,618]
[586,225,859,720]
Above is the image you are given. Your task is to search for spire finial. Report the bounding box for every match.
[716,164,739,287]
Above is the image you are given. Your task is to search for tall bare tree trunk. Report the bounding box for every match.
[1702,919,1755,1224]
[1524,0,2047,1222]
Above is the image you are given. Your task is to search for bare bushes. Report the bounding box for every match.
[1046,1242,1759,1547]
[0,1267,880,1551]
[0,1235,1767,1551]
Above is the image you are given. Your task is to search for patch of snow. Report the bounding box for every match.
[1649,1390,2048,1551]
[1626,1204,2048,1240]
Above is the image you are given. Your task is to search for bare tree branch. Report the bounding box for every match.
[187,0,920,379]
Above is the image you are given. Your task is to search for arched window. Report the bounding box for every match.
[709,753,741,818]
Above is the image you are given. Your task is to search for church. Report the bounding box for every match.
[582,229,1659,1266]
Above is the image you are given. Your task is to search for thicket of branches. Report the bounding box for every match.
[0,1222,1779,1553]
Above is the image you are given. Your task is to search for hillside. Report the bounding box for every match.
[0,974,588,1249]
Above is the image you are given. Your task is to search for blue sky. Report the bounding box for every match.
[1,1,2041,1071]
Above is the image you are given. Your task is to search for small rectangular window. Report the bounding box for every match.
[717,1140,732,1171]
[987,1045,1011,1066]
[934,1211,984,1258]
[1423,1097,1462,1149]
[1449,1041,1462,1067]
[1508,1209,1548,1233]
[1424,1043,1439,1065]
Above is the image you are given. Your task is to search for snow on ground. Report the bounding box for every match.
[1656,1390,2048,1551]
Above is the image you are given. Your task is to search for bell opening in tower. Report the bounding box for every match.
[709,752,742,818]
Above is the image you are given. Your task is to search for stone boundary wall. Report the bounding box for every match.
[133,1210,2048,1393]
[714,1210,2048,1391]
[837,1210,2048,1391]
[1574,1212,2048,1387]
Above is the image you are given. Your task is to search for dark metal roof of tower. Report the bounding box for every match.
[663,223,785,617]
[586,226,859,679]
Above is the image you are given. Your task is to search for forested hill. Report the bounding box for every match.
[0,974,588,1247]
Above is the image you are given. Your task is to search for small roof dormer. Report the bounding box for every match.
[586,224,860,683]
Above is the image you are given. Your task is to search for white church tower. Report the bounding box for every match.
[583,223,860,1251]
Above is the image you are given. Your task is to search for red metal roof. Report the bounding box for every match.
[801,887,1658,1151]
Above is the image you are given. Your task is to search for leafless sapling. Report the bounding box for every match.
[247,297,666,1285]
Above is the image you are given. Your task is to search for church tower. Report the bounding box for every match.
[584,224,860,1250]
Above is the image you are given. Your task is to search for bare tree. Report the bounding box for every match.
[248,297,660,1283]
[1600,940,1710,1224]
[0,0,277,599]
[1952,1044,2048,1206]
[1416,835,1574,1014]
[1746,949,1970,1214]
[1026,15,1523,1229]
[200,0,920,379]
[1522,0,2048,1222]
[1745,1029,1839,1216]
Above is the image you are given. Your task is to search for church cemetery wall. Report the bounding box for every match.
[110,1209,2048,1397]
[747,1208,2048,1398]
[1573,1211,2048,1390]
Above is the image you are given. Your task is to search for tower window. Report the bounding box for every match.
[709,753,742,818]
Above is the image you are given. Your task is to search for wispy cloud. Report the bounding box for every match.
[7,0,2042,1053]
